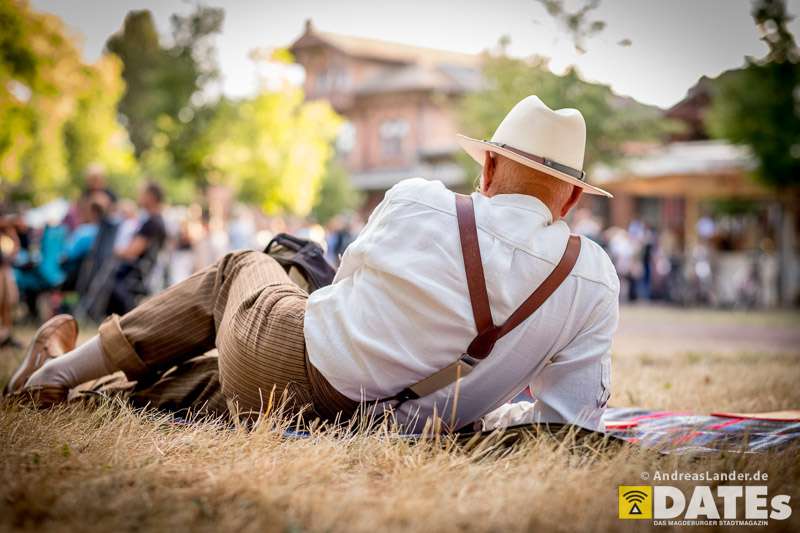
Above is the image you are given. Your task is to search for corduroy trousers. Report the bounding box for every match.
[96,250,357,420]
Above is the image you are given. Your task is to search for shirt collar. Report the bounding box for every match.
[483,193,554,225]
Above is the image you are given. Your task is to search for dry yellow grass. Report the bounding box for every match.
[1,305,799,532]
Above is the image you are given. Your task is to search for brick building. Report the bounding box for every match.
[289,21,481,207]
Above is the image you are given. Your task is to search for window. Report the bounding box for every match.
[315,68,349,92]
[337,121,357,155]
[379,119,408,158]
[333,69,350,90]
[315,70,330,92]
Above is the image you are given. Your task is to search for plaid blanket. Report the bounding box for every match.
[277,408,800,455]
[601,407,800,454]
[83,365,799,454]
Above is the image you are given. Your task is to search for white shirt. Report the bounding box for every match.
[305,178,619,432]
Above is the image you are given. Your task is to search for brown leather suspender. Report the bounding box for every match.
[456,193,582,360]
[380,193,581,405]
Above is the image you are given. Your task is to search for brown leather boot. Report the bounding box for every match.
[3,314,78,396]
[14,385,70,408]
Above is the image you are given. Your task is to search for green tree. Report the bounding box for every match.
[104,10,164,157]
[312,161,363,224]
[705,0,800,304]
[536,0,607,54]
[706,0,800,190]
[156,6,224,186]
[0,0,134,202]
[105,5,224,176]
[459,52,674,173]
[198,84,342,216]
[63,54,138,193]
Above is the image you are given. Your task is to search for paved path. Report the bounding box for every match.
[613,305,800,357]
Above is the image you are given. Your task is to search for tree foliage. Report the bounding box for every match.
[63,56,138,190]
[0,0,134,202]
[459,51,675,173]
[105,6,224,168]
[536,0,607,54]
[104,11,163,157]
[4,3,343,214]
[197,83,342,216]
[312,161,363,224]
[706,0,800,190]
[107,5,341,210]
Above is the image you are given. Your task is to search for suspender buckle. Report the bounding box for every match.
[465,326,500,359]
[407,356,476,399]
[459,353,480,367]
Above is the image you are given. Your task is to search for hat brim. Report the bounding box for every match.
[456,134,613,198]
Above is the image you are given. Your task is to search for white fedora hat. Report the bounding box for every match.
[457,95,612,197]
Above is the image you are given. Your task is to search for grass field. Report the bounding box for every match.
[1,305,799,532]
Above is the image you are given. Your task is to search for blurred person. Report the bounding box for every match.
[60,200,104,290]
[84,164,118,208]
[651,228,682,302]
[697,213,716,242]
[605,226,637,302]
[637,223,656,301]
[337,214,358,258]
[758,237,779,307]
[12,199,103,318]
[0,216,21,347]
[106,182,167,315]
[306,222,327,248]
[63,164,117,231]
[324,216,342,264]
[10,212,32,264]
[734,248,763,309]
[571,207,603,244]
[228,204,256,251]
[688,240,715,305]
[324,214,357,266]
[623,219,653,301]
[73,196,123,310]
[112,199,141,253]
[170,204,207,285]
[6,96,619,435]
[192,208,228,272]
[114,182,166,267]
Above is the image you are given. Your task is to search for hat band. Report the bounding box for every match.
[485,141,586,182]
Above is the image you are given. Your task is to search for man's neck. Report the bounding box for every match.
[484,187,560,221]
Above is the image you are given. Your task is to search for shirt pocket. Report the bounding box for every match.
[597,357,611,408]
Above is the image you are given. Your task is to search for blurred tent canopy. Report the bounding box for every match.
[593,141,768,198]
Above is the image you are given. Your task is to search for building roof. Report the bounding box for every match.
[291,20,479,67]
[290,20,482,95]
[593,140,771,199]
[664,69,742,141]
[595,141,753,182]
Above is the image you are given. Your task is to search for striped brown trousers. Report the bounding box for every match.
[96,250,357,420]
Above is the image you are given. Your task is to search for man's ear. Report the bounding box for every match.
[481,152,495,194]
[560,186,583,218]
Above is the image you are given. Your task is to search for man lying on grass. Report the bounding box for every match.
[4,95,620,433]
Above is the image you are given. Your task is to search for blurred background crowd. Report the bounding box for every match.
[0,169,363,346]
[0,0,798,347]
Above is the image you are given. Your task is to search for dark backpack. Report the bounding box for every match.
[264,233,336,293]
